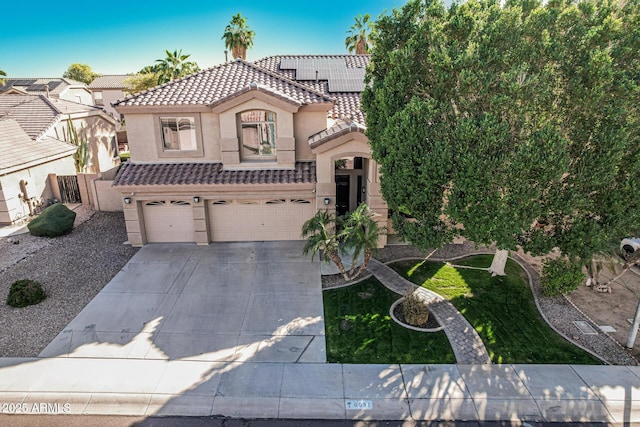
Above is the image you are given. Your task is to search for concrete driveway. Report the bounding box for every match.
[40,241,325,363]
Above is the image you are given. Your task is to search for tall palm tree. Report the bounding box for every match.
[0,68,6,86]
[155,49,200,84]
[345,13,374,55]
[222,13,255,60]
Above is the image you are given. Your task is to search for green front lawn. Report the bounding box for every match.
[323,278,456,364]
[391,255,601,364]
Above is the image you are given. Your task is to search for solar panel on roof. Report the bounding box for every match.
[279,58,298,69]
[29,84,49,91]
[8,79,36,86]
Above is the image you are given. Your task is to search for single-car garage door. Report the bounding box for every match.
[143,200,195,243]
[209,198,315,242]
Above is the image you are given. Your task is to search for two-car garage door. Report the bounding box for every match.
[209,198,314,242]
[141,198,314,243]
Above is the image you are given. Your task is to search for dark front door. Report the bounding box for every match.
[335,175,350,217]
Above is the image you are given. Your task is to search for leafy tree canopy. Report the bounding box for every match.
[0,67,6,86]
[123,73,158,94]
[63,63,99,85]
[222,13,255,60]
[363,0,640,268]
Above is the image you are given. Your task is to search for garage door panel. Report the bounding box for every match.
[209,199,314,242]
[143,201,195,243]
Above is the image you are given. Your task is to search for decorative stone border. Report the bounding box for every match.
[389,297,444,332]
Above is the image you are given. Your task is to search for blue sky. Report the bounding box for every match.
[1,0,408,77]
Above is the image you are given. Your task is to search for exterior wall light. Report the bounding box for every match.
[123,197,131,204]
[193,196,200,204]
[324,198,330,205]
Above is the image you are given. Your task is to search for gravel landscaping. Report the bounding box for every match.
[0,208,139,357]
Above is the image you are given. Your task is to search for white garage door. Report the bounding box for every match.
[143,200,195,243]
[209,198,315,242]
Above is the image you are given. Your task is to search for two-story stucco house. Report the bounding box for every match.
[113,55,388,246]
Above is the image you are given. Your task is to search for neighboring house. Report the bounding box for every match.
[0,119,77,224]
[0,78,93,105]
[113,55,388,247]
[88,75,132,128]
[0,95,119,175]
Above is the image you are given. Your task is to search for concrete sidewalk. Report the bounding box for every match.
[0,359,638,422]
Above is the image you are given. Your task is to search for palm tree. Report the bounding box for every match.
[155,49,200,84]
[0,68,6,86]
[222,13,255,60]
[302,210,346,275]
[302,203,383,281]
[345,13,374,55]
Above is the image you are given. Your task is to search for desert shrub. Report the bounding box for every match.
[27,203,76,237]
[7,279,46,308]
[403,291,430,326]
[541,257,584,296]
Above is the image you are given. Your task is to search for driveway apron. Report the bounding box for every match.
[39,241,325,363]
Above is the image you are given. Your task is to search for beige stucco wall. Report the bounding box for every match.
[48,115,118,174]
[0,156,76,224]
[93,89,126,127]
[294,110,328,161]
[124,112,222,163]
[59,87,93,106]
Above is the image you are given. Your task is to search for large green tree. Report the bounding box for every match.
[363,0,640,279]
[63,63,99,85]
[222,13,255,60]
[345,13,375,54]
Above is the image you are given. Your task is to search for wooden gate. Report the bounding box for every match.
[56,175,81,203]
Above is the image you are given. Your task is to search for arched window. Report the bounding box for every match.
[239,110,276,159]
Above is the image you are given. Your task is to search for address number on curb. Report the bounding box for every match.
[345,399,373,410]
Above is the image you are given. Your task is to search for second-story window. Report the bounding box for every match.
[240,110,276,159]
[161,117,197,151]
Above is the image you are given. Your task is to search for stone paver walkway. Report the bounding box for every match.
[366,258,491,364]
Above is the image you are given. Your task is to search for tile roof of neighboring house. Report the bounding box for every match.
[113,161,317,187]
[115,59,333,108]
[0,119,76,173]
[88,75,132,89]
[0,78,86,96]
[0,95,104,139]
[253,55,370,126]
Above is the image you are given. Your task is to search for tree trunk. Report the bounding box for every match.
[326,249,349,281]
[488,249,509,276]
[627,299,640,349]
[346,250,372,281]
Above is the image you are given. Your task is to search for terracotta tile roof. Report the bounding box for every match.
[0,119,76,173]
[308,119,367,148]
[88,75,132,89]
[253,55,369,126]
[114,60,333,108]
[0,95,103,139]
[113,161,317,187]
